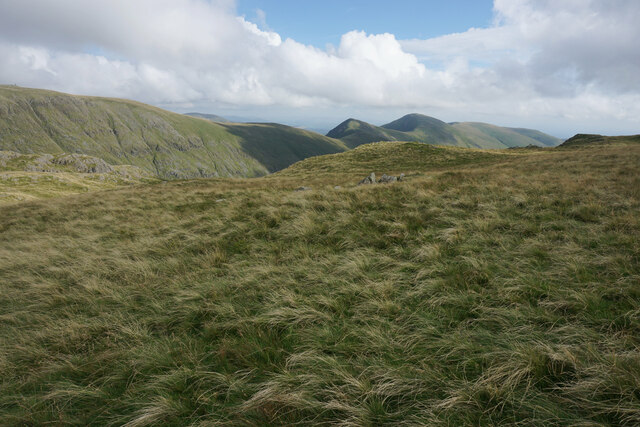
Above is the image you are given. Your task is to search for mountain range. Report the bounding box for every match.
[326,114,561,149]
[1,86,561,179]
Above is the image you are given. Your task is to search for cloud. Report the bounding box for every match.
[0,0,638,135]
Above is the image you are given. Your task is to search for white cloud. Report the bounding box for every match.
[0,0,638,135]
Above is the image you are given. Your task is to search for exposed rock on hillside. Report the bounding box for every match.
[0,150,151,178]
[358,172,404,185]
[358,172,376,185]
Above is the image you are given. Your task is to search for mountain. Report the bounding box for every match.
[217,122,348,173]
[326,118,408,149]
[0,86,347,179]
[184,112,229,123]
[560,133,640,147]
[327,113,562,149]
[383,114,459,145]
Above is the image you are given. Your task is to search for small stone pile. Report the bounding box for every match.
[358,172,404,185]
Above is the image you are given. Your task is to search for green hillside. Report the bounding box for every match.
[326,118,408,148]
[327,113,561,149]
[383,114,459,145]
[277,141,509,184]
[1,140,639,425]
[219,122,348,173]
[0,150,155,204]
[508,127,564,146]
[0,86,346,179]
[560,133,640,147]
[449,122,561,148]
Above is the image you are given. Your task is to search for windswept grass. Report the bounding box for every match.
[0,141,639,425]
[0,170,160,204]
[0,151,156,204]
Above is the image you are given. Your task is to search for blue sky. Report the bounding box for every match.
[1,0,639,137]
[237,0,494,48]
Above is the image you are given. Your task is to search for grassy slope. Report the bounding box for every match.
[383,114,460,146]
[0,86,346,179]
[0,171,149,204]
[326,119,408,149]
[1,140,639,425]
[508,127,563,146]
[220,122,348,173]
[560,133,640,147]
[0,151,156,204]
[327,114,561,149]
[277,141,509,184]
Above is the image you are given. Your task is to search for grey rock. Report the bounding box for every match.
[52,153,114,173]
[358,172,377,185]
[334,186,342,190]
[379,174,397,183]
[295,186,312,192]
[358,172,405,186]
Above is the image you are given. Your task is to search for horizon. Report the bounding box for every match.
[1,0,639,138]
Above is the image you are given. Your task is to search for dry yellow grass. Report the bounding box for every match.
[0,141,639,425]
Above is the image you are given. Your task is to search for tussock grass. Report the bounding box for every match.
[0,142,639,425]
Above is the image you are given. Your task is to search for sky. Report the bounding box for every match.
[0,0,639,137]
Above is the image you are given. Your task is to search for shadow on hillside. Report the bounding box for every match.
[221,123,346,173]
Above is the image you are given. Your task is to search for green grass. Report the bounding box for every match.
[275,141,511,185]
[0,141,639,425]
[560,133,640,147]
[0,150,156,204]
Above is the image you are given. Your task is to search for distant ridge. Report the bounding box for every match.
[327,113,562,149]
[560,133,640,147]
[185,112,229,123]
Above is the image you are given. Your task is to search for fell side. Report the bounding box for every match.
[0,86,347,179]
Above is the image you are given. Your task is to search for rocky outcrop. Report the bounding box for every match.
[358,172,376,185]
[358,172,404,185]
[0,150,151,178]
[51,153,114,173]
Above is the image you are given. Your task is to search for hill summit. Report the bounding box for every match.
[560,133,640,147]
[326,118,407,148]
[327,113,561,149]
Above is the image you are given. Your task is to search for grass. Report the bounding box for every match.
[0,141,639,425]
[0,171,155,204]
[0,151,156,204]
[275,141,511,185]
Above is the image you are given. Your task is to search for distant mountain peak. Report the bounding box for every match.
[382,113,449,133]
[327,114,561,149]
